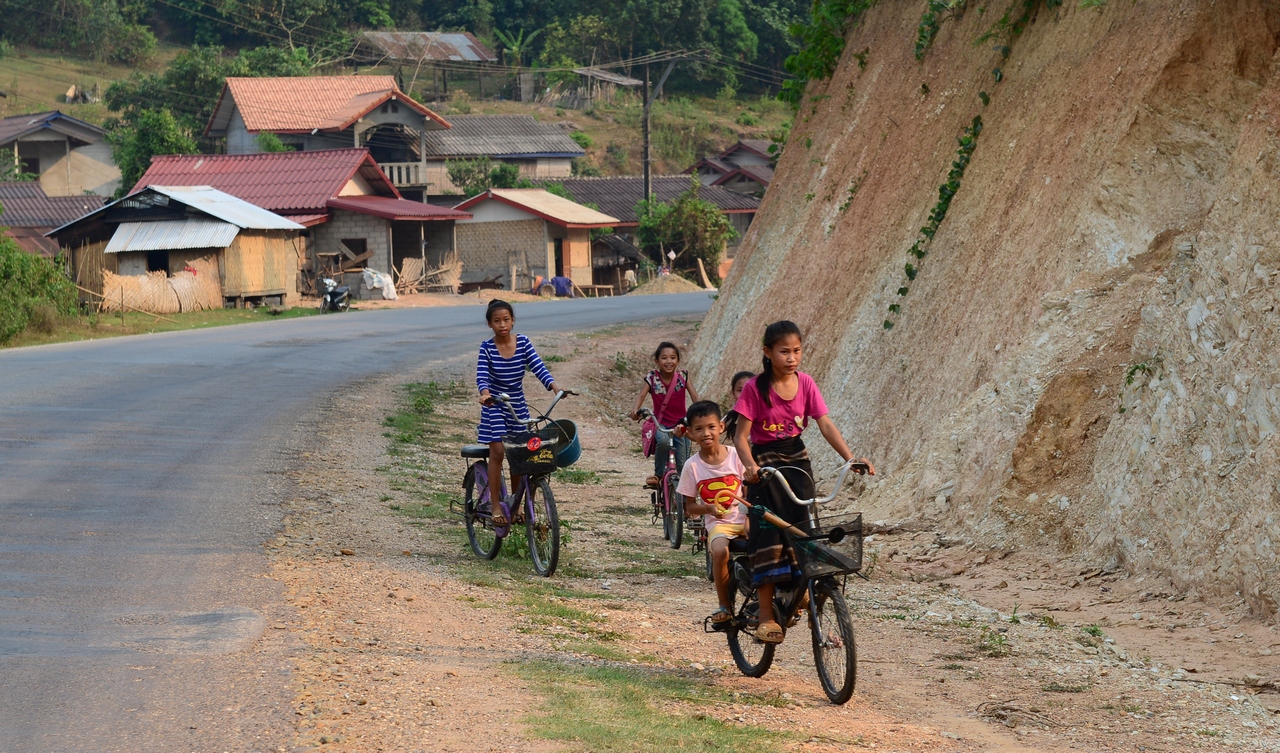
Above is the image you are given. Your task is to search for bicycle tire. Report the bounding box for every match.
[464,464,503,560]
[704,544,713,582]
[726,564,775,677]
[527,477,560,577]
[811,580,857,704]
[664,474,683,549]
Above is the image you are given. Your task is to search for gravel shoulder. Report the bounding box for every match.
[261,318,1280,753]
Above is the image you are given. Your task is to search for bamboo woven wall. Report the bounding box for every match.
[73,240,113,298]
[223,230,299,298]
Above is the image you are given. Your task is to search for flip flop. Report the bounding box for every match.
[492,497,512,536]
[706,607,733,632]
[756,620,785,644]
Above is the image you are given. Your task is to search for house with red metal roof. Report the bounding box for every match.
[130,148,470,299]
[685,139,775,195]
[205,76,451,195]
[452,188,617,292]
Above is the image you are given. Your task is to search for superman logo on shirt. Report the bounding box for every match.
[696,475,742,513]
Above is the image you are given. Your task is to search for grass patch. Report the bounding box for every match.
[3,306,322,349]
[1042,682,1090,693]
[515,660,787,752]
[555,468,602,485]
[977,626,1010,657]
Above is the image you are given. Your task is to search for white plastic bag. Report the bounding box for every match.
[362,268,398,300]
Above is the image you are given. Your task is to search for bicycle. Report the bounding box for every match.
[636,407,685,549]
[456,391,579,577]
[717,458,872,705]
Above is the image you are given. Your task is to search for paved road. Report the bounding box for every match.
[0,293,712,752]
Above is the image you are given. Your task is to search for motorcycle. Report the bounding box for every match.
[318,277,351,313]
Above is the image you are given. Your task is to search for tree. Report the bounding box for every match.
[634,179,735,283]
[0,225,78,344]
[106,109,199,198]
[493,27,542,69]
[447,157,536,197]
[106,45,314,151]
[255,132,293,152]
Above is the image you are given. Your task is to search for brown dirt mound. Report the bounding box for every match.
[628,274,706,295]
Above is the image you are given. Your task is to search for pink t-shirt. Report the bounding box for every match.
[644,369,689,428]
[732,372,829,446]
[676,446,748,529]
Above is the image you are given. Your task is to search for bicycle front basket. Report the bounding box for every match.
[792,512,863,577]
[504,430,559,476]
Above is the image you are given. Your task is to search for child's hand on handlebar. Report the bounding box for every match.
[743,464,761,484]
[849,457,876,475]
[479,390,493,406]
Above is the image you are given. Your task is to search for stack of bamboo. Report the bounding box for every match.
[99,256,223,314]
[395,254,462,295]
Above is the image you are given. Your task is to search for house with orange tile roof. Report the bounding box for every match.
[205,76,451,195]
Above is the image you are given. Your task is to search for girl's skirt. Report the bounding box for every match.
[477,394,530,443]
[746,436,813,586]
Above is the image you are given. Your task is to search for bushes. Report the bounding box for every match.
[0,231,78,344]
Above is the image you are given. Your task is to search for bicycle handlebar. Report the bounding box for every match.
[758,458,873,507]
[633,407,678,438]
[491,390,573,426]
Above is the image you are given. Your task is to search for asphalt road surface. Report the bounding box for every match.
[0,293,712,752]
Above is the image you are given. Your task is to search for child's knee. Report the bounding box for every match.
[488,442,505,463]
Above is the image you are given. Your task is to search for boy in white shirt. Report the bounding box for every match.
[677,400,749,630]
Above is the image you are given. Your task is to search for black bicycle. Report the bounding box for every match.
[718,458,871,705]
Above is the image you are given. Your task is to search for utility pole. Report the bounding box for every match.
[642,59,679,202]
[642,65,651,202]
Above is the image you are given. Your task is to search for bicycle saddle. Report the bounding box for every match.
[461,444,490,459]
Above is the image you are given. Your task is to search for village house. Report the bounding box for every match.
[0,111,121,197]
[48,185,305,308]
[421,115,584,196]
[0,181,104,255]
[352,31,498,100]
[451,188,617,293]
[204,76,451,195]
[686,139,774,196]
[129,148,471,299]
[558,175,760,281]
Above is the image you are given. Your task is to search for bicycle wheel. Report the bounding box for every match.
[704,543,713,582]
[664,474,683,549]
[464,464,503,560]
[726,562,775,678]
[811,579,857,704]
[526,477,560,577]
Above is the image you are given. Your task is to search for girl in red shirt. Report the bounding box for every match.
[630,341,700,487]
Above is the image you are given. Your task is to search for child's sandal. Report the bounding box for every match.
[707,607,732,632]
[756,621,785,644]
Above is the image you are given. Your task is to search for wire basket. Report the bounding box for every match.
[791,512,863,577]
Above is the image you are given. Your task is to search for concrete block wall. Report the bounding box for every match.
[311,210,391,299]
[455,219,547,288]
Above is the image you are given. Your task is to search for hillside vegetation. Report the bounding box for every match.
[692,0,1280,618]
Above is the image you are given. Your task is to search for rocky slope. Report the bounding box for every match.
[691,0,1280,617]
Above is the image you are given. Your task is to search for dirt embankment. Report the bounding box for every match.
[691,0,1280,618]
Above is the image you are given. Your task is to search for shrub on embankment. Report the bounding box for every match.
[0,229,78,344]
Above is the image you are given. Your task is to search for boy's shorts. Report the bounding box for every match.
[708,522,746,543]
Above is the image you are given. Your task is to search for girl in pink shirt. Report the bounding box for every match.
[730,320,872,645]
[629,341,700,487]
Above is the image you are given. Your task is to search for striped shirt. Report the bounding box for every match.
[476,334,555,396]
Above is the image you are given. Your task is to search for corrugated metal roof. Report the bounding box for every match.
[557,176,759,225]
[421,115,584,158]
[326,195,471,221]
[0,110,106,146]
[455,189,618,227]
[136,149,397,213]
[356,32,497,63]
[148,186,304,230]
[0,183,105,227]
[105,220,240,253]
[4,226,60,256]
[572,68,642,87]
[207,77,449,135]
[712,164,773,186]
[722,140,773,160]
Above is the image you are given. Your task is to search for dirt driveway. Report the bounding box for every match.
[262,317,1279,753]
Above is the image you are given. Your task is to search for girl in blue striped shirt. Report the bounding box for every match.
[477,299,562,527]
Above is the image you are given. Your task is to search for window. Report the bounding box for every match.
[340,238,370,268]
[19,157,39,175]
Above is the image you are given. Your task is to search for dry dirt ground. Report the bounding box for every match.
[256,318,1280,753]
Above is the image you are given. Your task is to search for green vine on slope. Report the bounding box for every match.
[975,0,1063,46]
[916,0,969,59]
[779,0,876,110]
[884,115,983,330]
